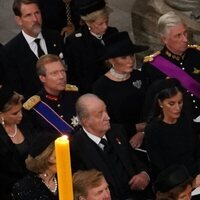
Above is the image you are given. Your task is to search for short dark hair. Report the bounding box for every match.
[12,0,40,16]
[147,79,183,122]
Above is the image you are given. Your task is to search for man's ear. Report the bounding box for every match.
[39,75,45,83]
[15,16,22,26]
[160,35,167,45]
[79,196,86,200]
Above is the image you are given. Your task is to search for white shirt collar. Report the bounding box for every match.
[83,127,107,145]
[22,30,43,44]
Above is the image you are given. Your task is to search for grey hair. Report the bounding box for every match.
[158,11,185,37]
[75,93,100,124]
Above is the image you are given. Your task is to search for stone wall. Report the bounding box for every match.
[131,0,200,52]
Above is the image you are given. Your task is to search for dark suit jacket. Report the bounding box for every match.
[0,29,64,99]
[70,124,149,199]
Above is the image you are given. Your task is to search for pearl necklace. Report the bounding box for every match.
[110,68,129,81]
[90,31,103,40]
[7,125,18,138]
[42,176,58,194]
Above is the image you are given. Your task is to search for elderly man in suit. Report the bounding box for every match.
[70,93,152,200]
[0,0,64,99]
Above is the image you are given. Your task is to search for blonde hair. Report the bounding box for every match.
[25,142,55,174]
[2,92,23,112]
[73,169,106,200]
[36,54,65,76]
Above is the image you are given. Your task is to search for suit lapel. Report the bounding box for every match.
[17,33,38,59]
[107,128,136,176]
[42,30,61,55]
[79,130,117,183]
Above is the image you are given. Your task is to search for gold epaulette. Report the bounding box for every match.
[65,84,79,92]
[188,44,200,51]
[23,95,41,110]
[143,51,160,62]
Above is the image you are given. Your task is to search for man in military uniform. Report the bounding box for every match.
[23,54,79,135]
[142,11,200,123]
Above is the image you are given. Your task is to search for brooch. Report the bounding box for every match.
[71,116,79,127]
[193,67,200,74]
[132,80,142,89]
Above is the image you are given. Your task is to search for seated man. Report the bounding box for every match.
[73,169,111,200]
[70,93,152,200]
[0,0,64,98]
[23,54,79,135]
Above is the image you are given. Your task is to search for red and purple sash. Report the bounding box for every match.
[150,55,200,98]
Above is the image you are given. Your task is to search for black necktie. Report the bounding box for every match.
[100,138,111,153]
[34,38,45,58]
[65,2,72,24]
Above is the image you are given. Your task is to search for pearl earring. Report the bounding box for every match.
[1,116,5,125]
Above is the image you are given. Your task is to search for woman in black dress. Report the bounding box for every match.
[93,31,148,148]
[145,79,200,188]
[0,85,34,199]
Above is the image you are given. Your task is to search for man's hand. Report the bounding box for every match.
[193,174,200,188]
[61,23,75,37]
[128,171,150,190]
[129,132,144,149]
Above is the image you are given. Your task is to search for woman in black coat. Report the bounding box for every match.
[0,85,34,199]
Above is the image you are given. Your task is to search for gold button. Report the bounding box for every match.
[57,104,61,107]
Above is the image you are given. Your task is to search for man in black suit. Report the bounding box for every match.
[70,93,152,200]
[0,0,64,99]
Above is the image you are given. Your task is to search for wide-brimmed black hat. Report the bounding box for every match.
[101,31,149,60]
[154,165,192,193]
[76,0,106,16]
[29,131,61,158]
[0,85,14,111]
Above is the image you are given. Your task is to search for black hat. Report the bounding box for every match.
[154,165,192,193]
[29,131,61,158]
[76,0,106,16]
[0,85,14,111]
[102,31,149,60]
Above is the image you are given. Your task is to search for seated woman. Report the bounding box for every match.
[65,0,118,94]
[144,79,200,186]
[12,131,60,199]
[73,169,111,200]
[0,85,34,199]
[93,31,148,147]
[154,165,193,200]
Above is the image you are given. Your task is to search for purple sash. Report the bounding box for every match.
[150,55,200,98]
[33,101,74,135]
